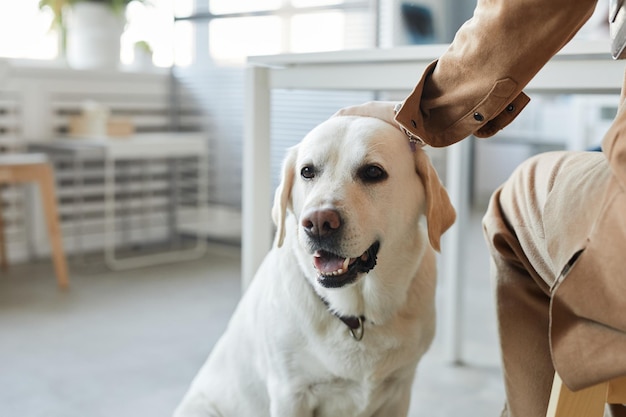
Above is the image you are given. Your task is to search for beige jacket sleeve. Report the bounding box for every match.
[395,0,599,147]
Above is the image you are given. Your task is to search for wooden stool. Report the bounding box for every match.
[0,154,69,288]
[547,373,626,417]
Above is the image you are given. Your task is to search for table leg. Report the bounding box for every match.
[242,66,273,291]
[441,137,472,364]
[0,188,7,271]
[36,164,69,288]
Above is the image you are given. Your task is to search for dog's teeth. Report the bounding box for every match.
[342,257,350,271]
[323,268,347,277]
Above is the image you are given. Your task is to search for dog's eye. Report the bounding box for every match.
[301,165,316,180]
[359,165,387,183]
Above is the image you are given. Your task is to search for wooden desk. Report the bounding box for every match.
[244,40,625,363]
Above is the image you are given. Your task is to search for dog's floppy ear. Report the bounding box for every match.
[272,146,298,248]
[414,149,456,252]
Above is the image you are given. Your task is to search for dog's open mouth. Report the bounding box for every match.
[313,242,380,288]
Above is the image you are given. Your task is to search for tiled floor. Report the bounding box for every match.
[0,211,505,417]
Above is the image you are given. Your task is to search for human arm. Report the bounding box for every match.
[337,0,599,147]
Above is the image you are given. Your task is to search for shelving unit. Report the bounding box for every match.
[0,62,238,266]
[32,134,209,270]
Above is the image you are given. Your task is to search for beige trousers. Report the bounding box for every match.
[482,150,626,417]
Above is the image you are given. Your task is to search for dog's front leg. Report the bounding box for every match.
[268,377,314,417]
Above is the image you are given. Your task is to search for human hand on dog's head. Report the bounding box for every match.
[332,101,397,128]
[333,101,426,152]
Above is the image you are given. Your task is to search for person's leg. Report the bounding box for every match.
[483,152,560,417]
[483,150,609,417]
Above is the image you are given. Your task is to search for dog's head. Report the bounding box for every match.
[272,116,455,291]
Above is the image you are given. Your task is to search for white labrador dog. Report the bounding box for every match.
[174,115,455,417]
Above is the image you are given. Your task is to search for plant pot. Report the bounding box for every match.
[130,44,153,71]
[65,3,125,70]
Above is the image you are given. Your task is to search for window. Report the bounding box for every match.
[122,0,195,67]
[204,0,374,64]
[0,0,372,67]
[208,16,283,62]
[0,1,58,60]
[209,0,281,14]
[0,0,194,68]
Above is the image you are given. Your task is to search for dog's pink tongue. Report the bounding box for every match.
[313,251,346,274]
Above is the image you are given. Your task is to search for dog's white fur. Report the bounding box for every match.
[174,116,455,417]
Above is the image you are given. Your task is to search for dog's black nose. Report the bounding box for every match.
[301,208,342,238]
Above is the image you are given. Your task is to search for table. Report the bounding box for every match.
[243,40,625,363]
[33,133,208,270]
[0,153,69,288]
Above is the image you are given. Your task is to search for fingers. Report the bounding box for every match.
[332,101,398,126]
[332,100,426,149]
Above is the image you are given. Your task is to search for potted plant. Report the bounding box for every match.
[39,0,147,70]
[131,40,153,70]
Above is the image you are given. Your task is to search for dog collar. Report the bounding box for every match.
[313,287,366,341]
[394,102,426,152]
[338,314,365,341]
[301,268,367,341]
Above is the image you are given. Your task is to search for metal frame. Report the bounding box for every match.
[102,136,209,270]
[33,133,208,271]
